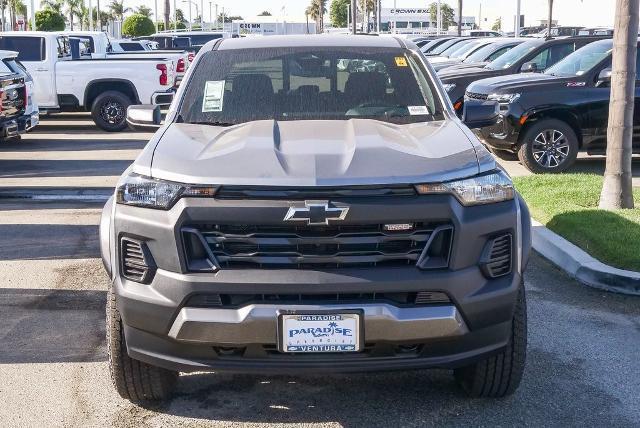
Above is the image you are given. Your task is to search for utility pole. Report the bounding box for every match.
[89,0,93,31]
[437,0,441,35]
[215,4,218,29]
[478,2,482,30]
[155,0,158,31]
[515,0,521,37]
[393,0,397,34]
[200,0,203,29]
[188,0,192,30]
[174,0,177,30]
[97,0,100,30]
[351,0,356,34]
[457,0,462,36]
[30,0,35,30]
[377,0,381,32]
[546,0,553,38]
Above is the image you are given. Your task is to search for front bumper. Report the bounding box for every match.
[104,194,531,373]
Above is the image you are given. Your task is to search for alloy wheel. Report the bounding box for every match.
[531,129,571,169]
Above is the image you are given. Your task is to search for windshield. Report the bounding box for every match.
[179,47,444,126]
[440,39,475,58]
[421,38,451,53]
[486,40,542,69]
[465,42,504,63]
[450,40,489,59]
[430,38,468,55]
[545,39,612,76]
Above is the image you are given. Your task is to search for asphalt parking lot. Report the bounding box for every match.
[0,113,639,427]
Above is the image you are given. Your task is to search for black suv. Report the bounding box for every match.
[469,38,640,173]
[439,36,608,114]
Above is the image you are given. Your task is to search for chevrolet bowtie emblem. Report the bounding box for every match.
[284,201,349,226]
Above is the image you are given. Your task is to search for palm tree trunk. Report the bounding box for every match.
[457,0,462,36]
[164,0,170,30]
[599,0,638,209]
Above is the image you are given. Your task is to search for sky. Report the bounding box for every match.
[32,0,616,31]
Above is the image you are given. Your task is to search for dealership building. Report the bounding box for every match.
[379,7,476,33]
[229,16,316,35]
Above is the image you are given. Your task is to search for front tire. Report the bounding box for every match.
[517,119,579,173]
[454,280,527,398]
[106,288,177,402]
[91,91,131,132]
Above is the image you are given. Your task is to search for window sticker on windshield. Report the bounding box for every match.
[202,80,225,112]
[408,106,429,115]
[394,56,408,67]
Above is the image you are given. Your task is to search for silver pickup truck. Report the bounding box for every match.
[101,35,532,402]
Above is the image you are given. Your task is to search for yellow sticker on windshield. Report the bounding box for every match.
[395,56,408,67]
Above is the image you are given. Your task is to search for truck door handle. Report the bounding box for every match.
[36,67,48,72]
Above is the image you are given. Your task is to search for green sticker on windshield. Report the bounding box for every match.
[202,80,225,112]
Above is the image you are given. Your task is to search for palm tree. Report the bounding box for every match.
[135,5,152,17]
[40,0,64,13]
[7,0,27,29]
[108,0,130,21]
[65,0,83,30]
[358,0,374,32]
[306,0,326,33]
[599,0,638,209]
[163,0,169,31]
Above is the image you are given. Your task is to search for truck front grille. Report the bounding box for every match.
[183,223,453,270]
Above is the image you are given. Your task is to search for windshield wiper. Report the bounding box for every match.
[187,120,237,127]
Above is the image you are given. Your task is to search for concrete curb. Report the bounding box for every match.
[531,220,640,296]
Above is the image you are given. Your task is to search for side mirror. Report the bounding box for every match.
[520,61,538,73]
[126,105,162,131]
[597,68,612,86]
[462,100,500,129]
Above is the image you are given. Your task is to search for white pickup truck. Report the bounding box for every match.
[64,31,191,82]
[0,31,176,131]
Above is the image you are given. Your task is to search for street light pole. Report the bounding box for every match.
[437,0,441,35]
[154,0,158,31]
[174,0,177,30]
[89,0,93,31]
[515,0,521,37]
[188,0,192,30]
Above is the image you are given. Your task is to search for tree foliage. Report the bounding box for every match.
[427,2,455,29]
[136,5,153,18]
[492,17,501,31]
[258,11,271,16]
[35,8,65,31]
[122,13,155,36]
[329,0,349,28]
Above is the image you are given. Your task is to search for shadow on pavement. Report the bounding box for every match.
[0,288,107,364]
[0,138,148,152]
[0,224,99,260]
[0,159,133,178]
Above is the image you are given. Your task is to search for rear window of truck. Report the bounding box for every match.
[0,37,46,61]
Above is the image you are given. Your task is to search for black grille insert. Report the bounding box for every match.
[120,237,155,283]
[184,222,453,269]
[481,233,512,278]
[185,291,451,308]
[216,185,416,199]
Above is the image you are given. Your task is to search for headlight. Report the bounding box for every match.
[443,83,456,92]
[487,93,520,104]
[415,170,515,206]
[116,173,217,209]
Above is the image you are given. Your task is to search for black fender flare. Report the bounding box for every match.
[83,78,140,108]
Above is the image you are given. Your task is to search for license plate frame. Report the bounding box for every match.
[277,310,364,354]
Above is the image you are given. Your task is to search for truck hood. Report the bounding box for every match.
[149,119,486,186]
[467,72,570,94]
